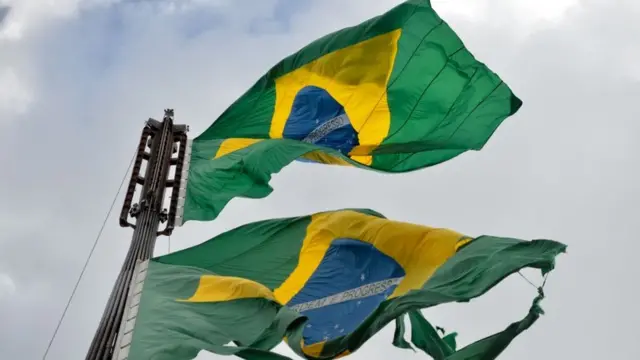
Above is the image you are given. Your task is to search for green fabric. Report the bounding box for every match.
[182,0,521,223]
[127,261,303,360]
[392,315,415,351]
[444,295,544,360]
[408,310,455,359]
[158,207,312,289]
[128,214,566,360]
[404,297,543,360]
[442,333,458,354]
[182,139,369,223]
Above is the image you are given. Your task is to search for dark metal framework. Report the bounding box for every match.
[85,109,188,359]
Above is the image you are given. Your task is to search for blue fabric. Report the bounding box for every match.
[287,239,405,345]
[283,86,359,156]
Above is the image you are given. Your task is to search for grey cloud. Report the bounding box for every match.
[0,6,9,25]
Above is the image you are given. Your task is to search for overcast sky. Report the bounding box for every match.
[0,0,638,359]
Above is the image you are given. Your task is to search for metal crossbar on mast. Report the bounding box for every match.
[84,109,189,360]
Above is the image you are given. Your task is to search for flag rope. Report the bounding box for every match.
[518,271,550,297]
[41,149,137,360]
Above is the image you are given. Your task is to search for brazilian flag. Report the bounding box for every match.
[127,209,565,359]
[179,0,522,223]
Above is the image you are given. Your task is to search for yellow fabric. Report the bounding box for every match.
[291,338,350,357]
[180,274,275,303]
[300,150,353,166]
[214,138,263,159]
[300,341,324,357]
[274,210,468,304]
[269,30,401,166]
[455,236,473,251]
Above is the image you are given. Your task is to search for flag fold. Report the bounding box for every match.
[127,209,565,360]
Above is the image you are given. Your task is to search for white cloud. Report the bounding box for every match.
[0,0,87,40]
[0,0,233,40]
[0,273,16,300]
[432,0,581,39]
[433,0,578,21]
[0,67,31,116]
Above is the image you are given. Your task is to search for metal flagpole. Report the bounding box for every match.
[85,109,189,360]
